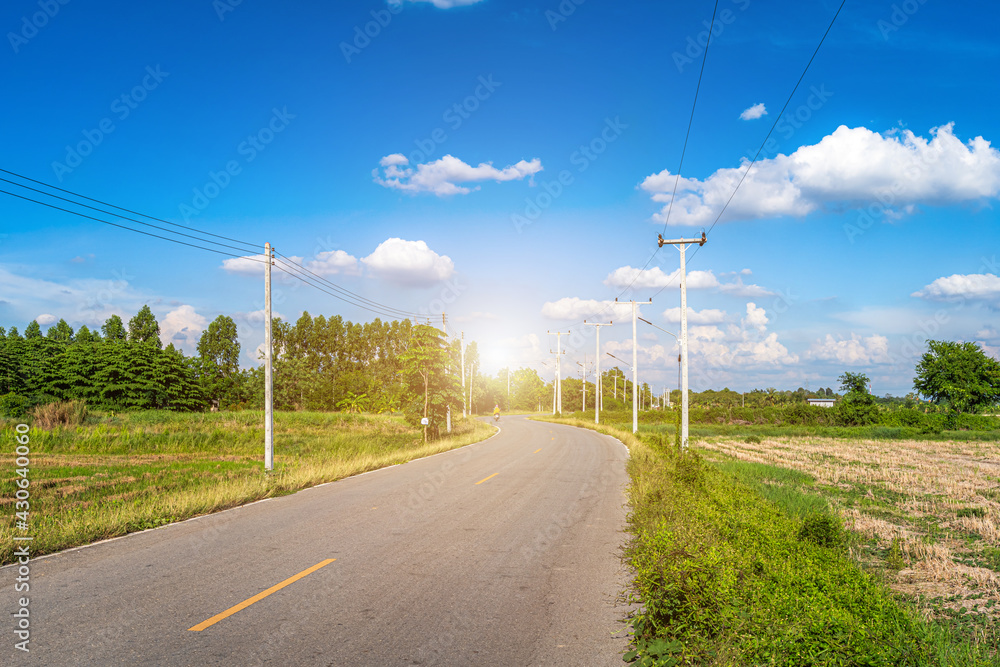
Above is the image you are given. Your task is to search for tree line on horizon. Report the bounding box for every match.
[3,307,996,431]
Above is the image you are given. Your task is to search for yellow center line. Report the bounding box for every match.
[188,558,336,632]
[475,472,499,485]
[533,448,541,454]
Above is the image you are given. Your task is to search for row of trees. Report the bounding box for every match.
[5,308,995,432]
[0,307,244,414]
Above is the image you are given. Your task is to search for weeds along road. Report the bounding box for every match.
[4,415,630,666]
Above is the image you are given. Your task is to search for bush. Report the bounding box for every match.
[797,511,845,549]
[31,400,89,429]
[0,392,30,418]
[836,397,879,426]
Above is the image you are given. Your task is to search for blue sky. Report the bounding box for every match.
[2,0,999,396]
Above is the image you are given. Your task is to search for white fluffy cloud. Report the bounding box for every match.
[0,266,146,327]
[808,333,891,365]
[740,103,767,120]
[36,313,57,326]
[159,305,208,353]
[221,254,299,277]
[373,154,542,196]
[362,238,454,286]
[640,123,1000,225]
[307,250,361,276]
[742,303,768,332]
[662,307,727,325]
[912,273,1000,302]
[686,304,798,368]
[578,303,795,369]
[603,266,720,290]
[604,265,772,296]
[540,298,635,321]
[719,276,775,298]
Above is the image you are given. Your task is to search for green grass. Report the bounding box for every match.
[536,415,1000,666]
[0,410,494,565]
[560,408,1000,442]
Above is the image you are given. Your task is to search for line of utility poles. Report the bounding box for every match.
[584,320,612,424]
[658,231,706,451]
[616,298,650,434]
[547,330,568,414]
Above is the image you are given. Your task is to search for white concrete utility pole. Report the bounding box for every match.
[264,242,274,472]
[547,331,569,414]
[616,299,650,434]
[658,232,707,451]
[460,332,466,418]
[584,320,612,424]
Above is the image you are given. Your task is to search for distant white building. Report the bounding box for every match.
[807,398,835,408]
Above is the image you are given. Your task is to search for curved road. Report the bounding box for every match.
[4,415,631,666]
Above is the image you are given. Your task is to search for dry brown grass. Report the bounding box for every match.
[699,435,1000,619]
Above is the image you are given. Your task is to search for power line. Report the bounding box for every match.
[565,0,722,329]
[0,187,264,260]
[650,0,847,301]
[0,175,431,323]
[0,166,258,248]
[697,0,847,248]
[270,258,426,321]
[0,176,257,255]
[273,251,424,319]
[661,0,720,235]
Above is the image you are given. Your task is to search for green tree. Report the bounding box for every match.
[400,324,460,439]
[128,305,162,347]
[197,315,241,408]
[511,367,546,411]
[75,325,96,344]
[102,315,127,342]
[914,340,1000,414]
[24,320,42,339]
[46,319,74,342]
[836,371,877,426]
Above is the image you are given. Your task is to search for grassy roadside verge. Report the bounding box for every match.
[535,416,1000,666]
[1,411,494,565]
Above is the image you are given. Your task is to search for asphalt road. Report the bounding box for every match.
[4,415,631,666]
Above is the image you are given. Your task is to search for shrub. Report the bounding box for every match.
[31,400,89,429]
[887,537,906,571]
[0,392,30,418]
[797,511,845,549]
